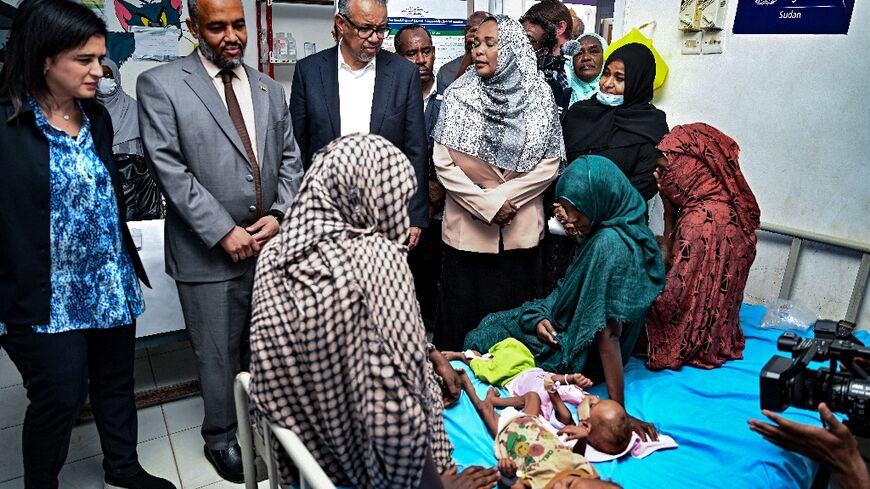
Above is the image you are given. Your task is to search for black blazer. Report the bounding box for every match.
[423,90,442,180]
[0,99,149,326]
[289,47,430,228]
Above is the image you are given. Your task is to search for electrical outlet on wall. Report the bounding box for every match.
[701,29,724,54]
[681,31,702,55]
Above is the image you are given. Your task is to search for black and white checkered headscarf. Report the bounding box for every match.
[433,15,565,173]
[249,134,454,487]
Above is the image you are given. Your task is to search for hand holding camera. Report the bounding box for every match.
[756,319,870,489]
[749,403,869,489]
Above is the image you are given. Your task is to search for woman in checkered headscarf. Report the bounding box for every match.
[248,134,484,488]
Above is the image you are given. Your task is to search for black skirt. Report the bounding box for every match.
[408,221,444,331]
[541,181,578,295]
[433,244,543,351]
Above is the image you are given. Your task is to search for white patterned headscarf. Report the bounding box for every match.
[433,15,565,173]
[248,134,454,487]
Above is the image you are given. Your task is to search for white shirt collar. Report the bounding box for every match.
[197,49,247,82]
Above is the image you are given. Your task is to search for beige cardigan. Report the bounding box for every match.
[434,142,560,254]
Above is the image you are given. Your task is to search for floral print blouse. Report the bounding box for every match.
[0,97,144,336]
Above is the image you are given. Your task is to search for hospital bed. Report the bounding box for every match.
[235,303,868,489]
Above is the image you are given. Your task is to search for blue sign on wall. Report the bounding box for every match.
[733,0,854,34]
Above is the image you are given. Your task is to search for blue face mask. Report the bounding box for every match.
[596,91,624,106]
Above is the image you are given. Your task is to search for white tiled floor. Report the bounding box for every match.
[0,345,266,489]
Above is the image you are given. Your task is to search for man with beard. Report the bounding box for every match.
[289,0,428,250]
[136,0,303,482]
[394,24,442,329]
[520,13,570,117]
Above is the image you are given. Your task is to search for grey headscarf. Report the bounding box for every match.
[97,59,140,147]
[432,15,565,173]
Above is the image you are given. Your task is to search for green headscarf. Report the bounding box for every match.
[564,33,609,107]
[464,156,665,374]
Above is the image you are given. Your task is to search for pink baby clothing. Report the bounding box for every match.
[505,368,586,427]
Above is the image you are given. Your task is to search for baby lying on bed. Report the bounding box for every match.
[443,339,633,456]
[458,371,623,489]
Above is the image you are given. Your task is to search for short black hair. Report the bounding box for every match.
[524,0,573,40]
[518,13,557,54]
[0,0,107,119]
[393,24,432,53]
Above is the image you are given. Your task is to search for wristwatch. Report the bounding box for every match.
[267,209,285,223]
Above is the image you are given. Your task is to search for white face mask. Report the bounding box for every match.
[596,90,624,106]
[97,77,118,96]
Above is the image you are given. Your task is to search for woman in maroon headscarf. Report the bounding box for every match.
[645,123,761,370]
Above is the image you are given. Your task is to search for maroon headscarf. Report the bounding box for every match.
[657,123,760,233]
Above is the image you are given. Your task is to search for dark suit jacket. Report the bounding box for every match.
[0,100,149,325]
[289,46,429,228]
[423,90,442,180]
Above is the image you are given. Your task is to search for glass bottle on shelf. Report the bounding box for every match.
[286,32,297,62]
[259,31,269,64]
[273,32,289,62]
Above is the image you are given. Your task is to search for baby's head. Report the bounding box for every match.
[579,397,632,455]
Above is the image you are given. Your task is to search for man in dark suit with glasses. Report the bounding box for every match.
[289,0,428,249]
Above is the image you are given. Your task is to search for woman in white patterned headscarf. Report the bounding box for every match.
[431,15,565,352]
[248,134,497,489]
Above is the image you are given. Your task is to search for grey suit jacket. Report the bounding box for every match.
[137,53,303,282]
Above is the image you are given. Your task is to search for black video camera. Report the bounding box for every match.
[760,319,870,436]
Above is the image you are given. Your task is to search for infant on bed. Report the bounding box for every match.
[444,338,677,460]
[458,370,622,489]
[444,338,632,453]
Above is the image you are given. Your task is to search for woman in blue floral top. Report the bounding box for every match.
[0,2,173,488]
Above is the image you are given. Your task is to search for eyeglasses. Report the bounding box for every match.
[340,14,390,40]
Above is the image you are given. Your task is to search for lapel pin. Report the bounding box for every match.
[260,85,267,92]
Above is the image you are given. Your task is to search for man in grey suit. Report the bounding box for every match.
[136,0,302,482]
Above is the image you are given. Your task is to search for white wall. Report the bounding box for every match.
[260,0,497,95]
[620,0,870,327]
[251,2,336,95]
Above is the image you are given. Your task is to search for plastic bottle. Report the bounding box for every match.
[273,32,288,62]
[286,32,297,62]
[259,33,269,63]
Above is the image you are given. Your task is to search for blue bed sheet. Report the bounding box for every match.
[443,304,868,489]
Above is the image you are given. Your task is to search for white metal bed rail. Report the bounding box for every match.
[234,372,337,489]
[759,221,870,323]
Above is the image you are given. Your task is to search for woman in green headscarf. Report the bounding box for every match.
[464,155,665,439]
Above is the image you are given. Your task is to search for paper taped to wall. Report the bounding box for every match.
[131,26,181,61]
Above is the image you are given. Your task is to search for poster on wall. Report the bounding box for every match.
[81,0,194,66]
[386,0,468,74]
[733,0,854,35]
